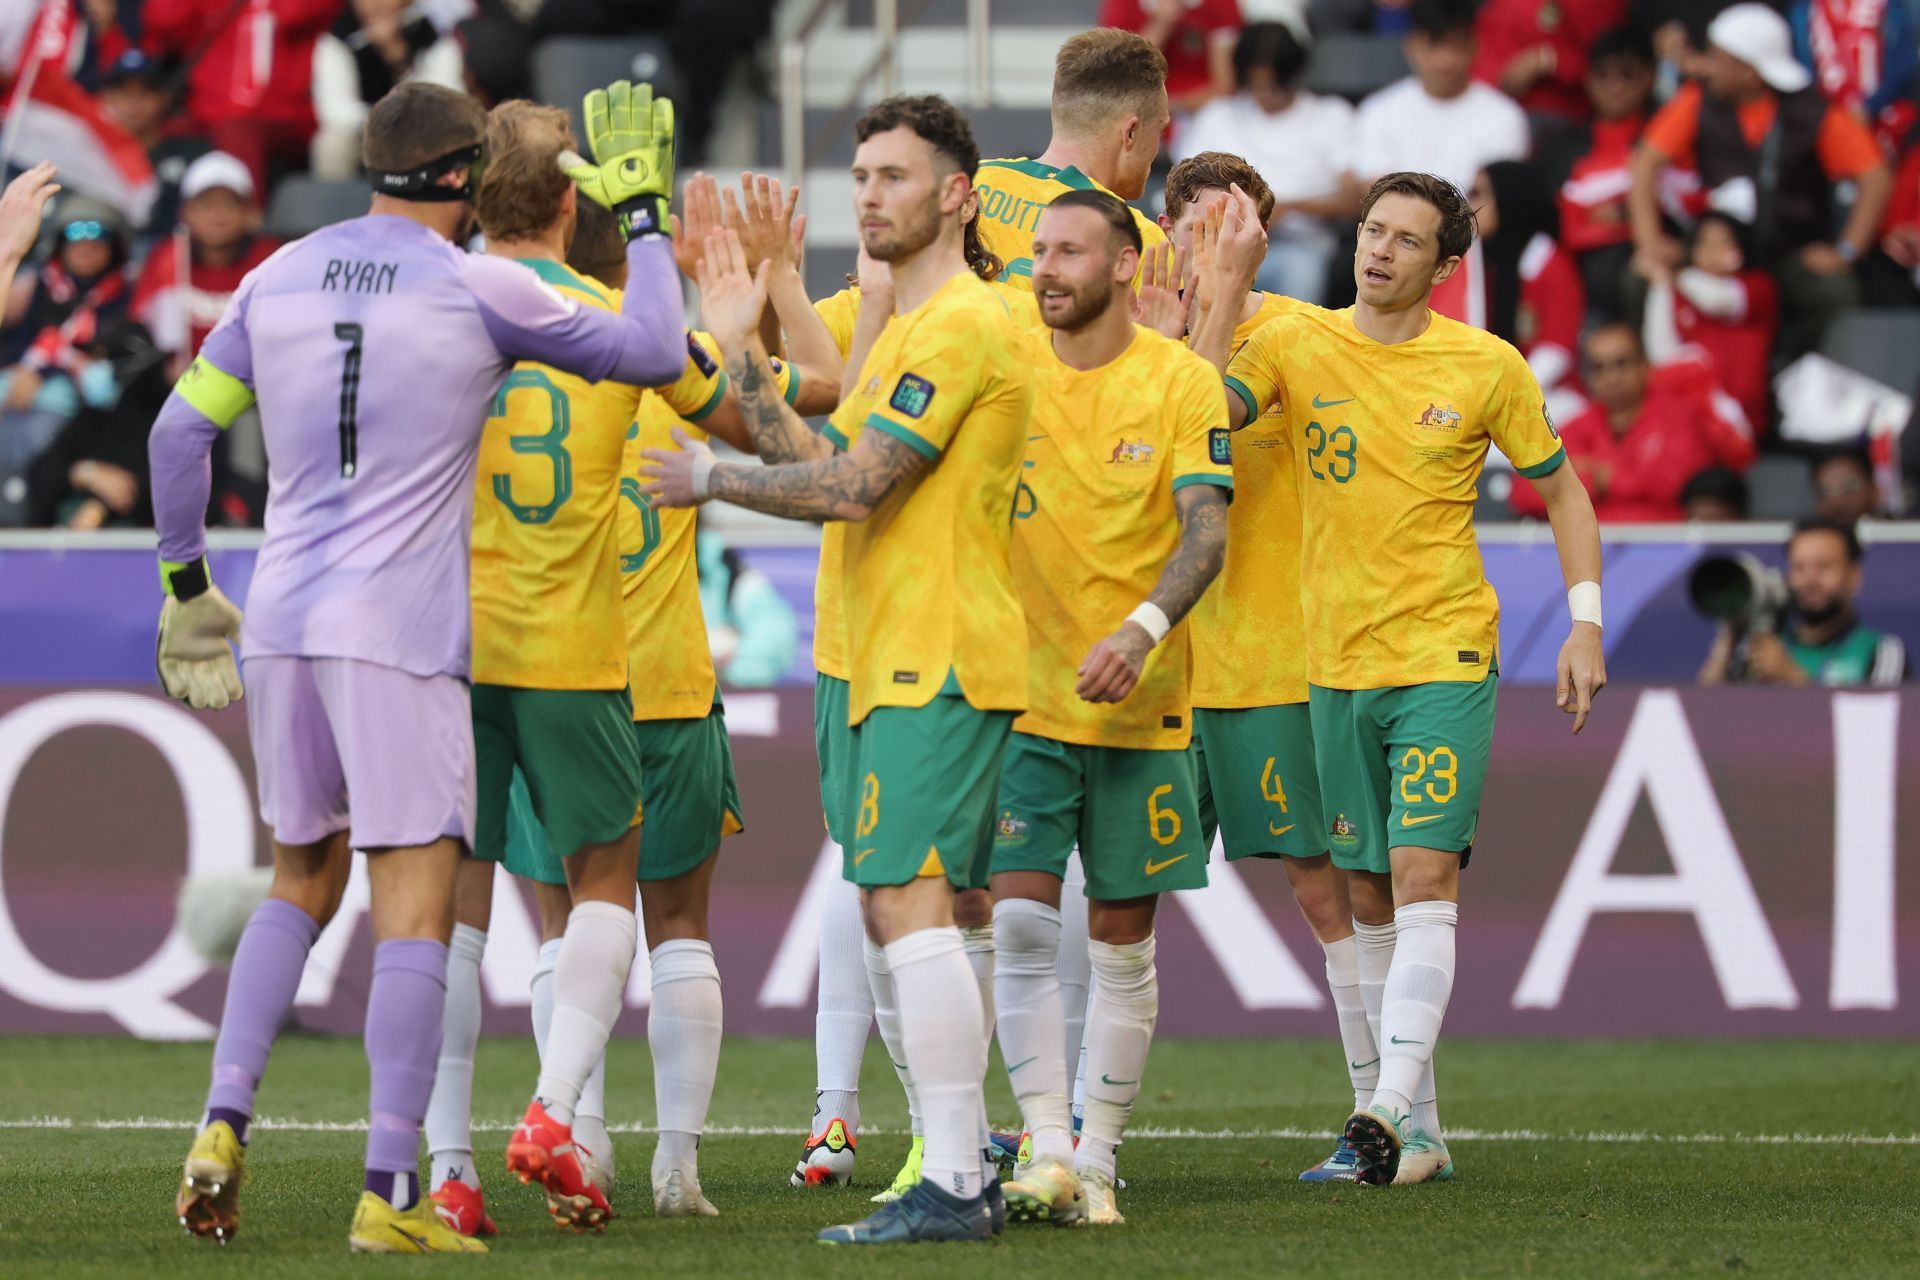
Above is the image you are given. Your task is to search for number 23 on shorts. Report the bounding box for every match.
[1397,745,1456,826]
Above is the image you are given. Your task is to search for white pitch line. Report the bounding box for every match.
[7,1118,1920,1146]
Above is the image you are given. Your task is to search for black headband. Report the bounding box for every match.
[367,144,486,203]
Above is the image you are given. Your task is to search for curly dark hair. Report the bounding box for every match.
[1361,171,1477,261]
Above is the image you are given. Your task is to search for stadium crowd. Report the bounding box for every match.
[2,0,1917,531]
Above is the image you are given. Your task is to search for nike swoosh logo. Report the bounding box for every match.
[1269,822,1295,838]
[853,848,876,864]
[1311,394,1354,408]
[1389,1035,1424,1045]
[1144,854,1188,876]
[1027,434,1047,441]
[1350,1056,1380,1070]
[1100,1074,1137,1086]
[1007,1056,1038,1073]
[1400,813,1445,827]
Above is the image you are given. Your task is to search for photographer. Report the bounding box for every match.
[1698,519,1909,687]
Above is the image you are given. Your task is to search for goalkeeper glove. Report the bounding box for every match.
[564,79,676,240]
[156,556,244,710]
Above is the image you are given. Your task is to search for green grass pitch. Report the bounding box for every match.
[2,1035,1915,1277]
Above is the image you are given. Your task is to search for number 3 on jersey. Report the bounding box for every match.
[1304,421,1356,483]
[489,368,574,525]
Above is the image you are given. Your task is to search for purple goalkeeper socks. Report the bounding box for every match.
[363,938,448,1206]
[202,897,323,1142]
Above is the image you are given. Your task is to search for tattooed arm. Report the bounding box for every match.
[1077,484,1230,702]
[643,425,929,523]
[727,337,837,463]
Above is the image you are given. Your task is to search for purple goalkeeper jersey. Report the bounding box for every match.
[149,213,684,679]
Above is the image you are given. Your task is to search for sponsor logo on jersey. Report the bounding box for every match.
[1108,438,1156,466]
[1416,403,1463,431]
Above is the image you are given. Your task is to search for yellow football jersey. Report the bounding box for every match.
[1223,307,1566,691]
[471,259,643,690]
[1189,291,1318,709]
[809,281,1039,682]
[973,158,1167,291]
[619,331,799,720]
[1014,325,1233,749]
[828,271,1035,725]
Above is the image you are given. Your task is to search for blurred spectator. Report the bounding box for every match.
[97,50,214,240]
[1511,322,1756,522]
[70,0,144,88]
[1354,0,1530,194]
[1700,518,1909,685]
[310,1,466,179]
[1175,23,1357,303]
[454,15,532,108]
[1642,210,1779,431]
[1628,4,1893,358]
[1811,446,1883,522]
[0,198,133,524]
[145,0,342,195]
[1681,464,1750,520]
[1304,0,1415,35]
[1470,160,1587,425]
[696,528,797,688]
[1471,0,1627,123]
[23,316,168,528]
[1864,133,1920,305]
[132,152,283,375]
[1100,0,1241,116]
[1787,0,1918,152]
[1543,26,1660,320]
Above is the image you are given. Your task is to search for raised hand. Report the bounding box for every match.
[563,80,676,238]
[1137,240,1190,340]
[0,162,59,268]
[671,172,722,282]
[695,227,771,353]
[728,171,801,274]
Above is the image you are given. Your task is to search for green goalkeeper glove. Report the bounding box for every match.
[156,557,244,710]
[564,79,675,240]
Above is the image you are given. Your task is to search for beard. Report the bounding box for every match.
[863,198,944,263]
[1037,279,1113,332]
[1794,594,1847,626]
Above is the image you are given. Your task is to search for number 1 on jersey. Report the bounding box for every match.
[334,322,364,478]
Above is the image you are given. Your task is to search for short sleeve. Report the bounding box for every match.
[859,303,989,459]
[1221,317,1289,426]
[1487,344,1567,479]
[658,330,730,422]
[814,288,862,360]
[1169,355,1234,497]
[1815,103,1884,179]
[1642,83,1703,168]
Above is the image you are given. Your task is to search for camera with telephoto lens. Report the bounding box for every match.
[1688,552,1790,653]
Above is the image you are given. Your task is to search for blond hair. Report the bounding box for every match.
[474,100,576,243]
[1051,28,1168,134]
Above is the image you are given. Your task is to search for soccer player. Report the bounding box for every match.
[152,79,686,1251]
[1159,152,1384,1182]
[974,27,1171,287]
[643,95,1033,1245]
[991,190,1231,1228]
[1190,171,1606,1186]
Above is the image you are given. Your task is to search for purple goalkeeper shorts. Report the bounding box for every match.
[244,655,475,850]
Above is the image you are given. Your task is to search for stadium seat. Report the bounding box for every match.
[1746,454,1815,520]
[1304,33,1408,102]
[264,176,372,239]
[1818,308,1920,390]
[531,37,677,147]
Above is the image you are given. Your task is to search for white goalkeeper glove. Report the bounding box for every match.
[156,557,244,710]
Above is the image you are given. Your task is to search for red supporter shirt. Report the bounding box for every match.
[1510,362,1755,522]
[1558,115,1644,252]
[1099,0,1240,101]
[1674,269,1778,431]
[1885,142,1920,234]
[1472,0,1628,121]
[144,0,338,133]
[133,234,284,361]
[1517,237,1585,364]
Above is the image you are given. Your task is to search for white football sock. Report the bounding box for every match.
[1076,935,1157,1183]
[535,901,638,1126]
[1058,859,1091,1087]
[887,927,986,1200]
[529,936,562,1059]
[1372,901,1457,1118]
[1321,933,1377,1110]
[648,939,723,1182]
[574,1055,614,1184]
[424,923,486,1188]
[813,873,870,1134]
[1414,1066,1443,1140]
[1352,918,1395,1064]
[864,934,922,1136]
[992,898,1072,1166]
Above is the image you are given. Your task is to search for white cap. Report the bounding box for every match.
[1707,3,1813,94]
[181,151,255,203]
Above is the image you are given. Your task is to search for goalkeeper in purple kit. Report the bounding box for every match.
[151,79,685,1254]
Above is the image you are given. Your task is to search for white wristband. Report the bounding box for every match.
[1127,602,1172,646]
[690,450,716,502]
[1568,580,1603,629]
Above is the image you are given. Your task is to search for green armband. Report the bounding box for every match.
[159,556,212,602]
[175,355,255,428]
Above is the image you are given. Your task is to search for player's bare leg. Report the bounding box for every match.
[639,849,724,1218]
[425,857,497,1235]
[178,833,350,1242]
[506,826,640,1230]
[1286,854,1377,1182]
[1075,894,1161,1225]
[1345,850,1459,1187]
[797,873,869,1188]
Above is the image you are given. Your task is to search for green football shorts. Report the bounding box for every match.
[991,731,1208,900]
[473,683,642,873]
[843,695,1014,891]
[1190,703,1326,861]
[813,672,853,847]
[1307,674,1497,875]
[632,705,744,883]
